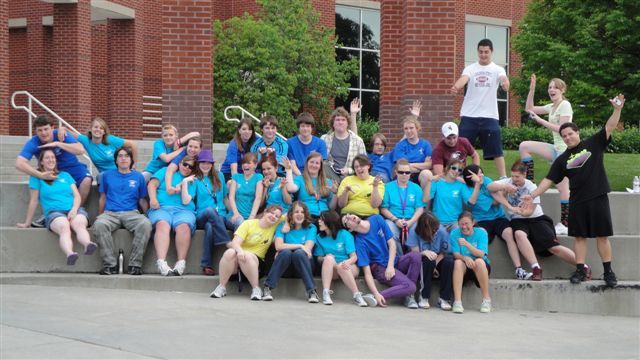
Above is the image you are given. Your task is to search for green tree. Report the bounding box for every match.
[213,0,358,141]
[512,0,639,128]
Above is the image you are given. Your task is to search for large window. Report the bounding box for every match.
[335,5,380,121]
[465,22,510,126]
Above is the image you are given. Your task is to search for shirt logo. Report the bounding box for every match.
[452,190,459,198]
[336,243,344,251]
[105,150,113,156]
[128,180,137,188]
[566,149,591,169]
[451,151,462,160]
[58,178,66,184]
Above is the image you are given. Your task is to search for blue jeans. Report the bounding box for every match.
[197,208,236,267]
[264,248,316,291]
[385,219,417,256]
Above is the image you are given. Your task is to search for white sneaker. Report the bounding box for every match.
[156,259,172,276]
[322,289,333,305]
[404,296,419,309]
[452,301,464,314]
[438,298,452,311]
[555,222,568,236]
[480,298,492,313]
[353,292,368,307]
[210,284,226,298]
[307,289,319,303]
[172,260,186,276]
[362,293,378,307]
[417,296,430,309]
[515,267,533,280]
[250,287,262,301]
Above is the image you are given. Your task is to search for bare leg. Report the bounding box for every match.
[557,177,570,201]
[513,230,539,266]
[549,245,577,265]
[218,249,238,287]
[78,177,92,206]
[501,227,523,268]
[336,263,360,294]
[238,252,261,288]
[452,259,466,302]
[174,223,192,261]
[519,141,554,161]
[596,236,612,262]
[419,169,433,189]
[49,217,74,256]
[473,259,491,299]
[574,237,588,264]
[154,221,171,260]
[494,156,506,178]
[70,215,91,248]
[320,256,335,290]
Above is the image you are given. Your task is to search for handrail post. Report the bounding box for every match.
[27,96,33,137]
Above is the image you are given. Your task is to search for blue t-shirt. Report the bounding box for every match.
[391,138,432,164]
[286,136,327,172]
[314,229,356,263]
[170,149,189,166]
[275,223,317,245]
[99,169,147,212]
[194,172,228,217]
[355,214,395,267]
[220,140,250,174]
[382,181,425,219]
[461,177,506,222]
[368,152,393,180]
[264,178,290,213]
[406,224,450,254]
[77,134,125,173]
[29,171,75,216]
[293,175,333,216]
[19,130,87,174]
[429,179,466,224]
[232,172,264,219]
[144,139,173,174]
[151,167,196,211]
[251,136,288,173]
[449,227,490,265]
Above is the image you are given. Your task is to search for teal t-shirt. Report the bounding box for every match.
[77,134,125,173]
[462,177,506,222]
[152,167,196,211]
[232,173,264,219]
[265,177,290,214]
[275,223,317,245]
[449,227,490,265]
[144,139,173,174]
[382,180,425,219]
[293,175,333,216]
[429,179,466,224]
[194,171,228,217]
[313,229,356,263]
[29,171,75,216]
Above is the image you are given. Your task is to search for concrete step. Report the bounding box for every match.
[1,227,638,281]
[1,273,637,317]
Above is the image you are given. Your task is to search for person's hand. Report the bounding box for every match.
[339,261,351,271]
[38,141,59,149]
[340,167,349,175]
[529,73,536,90]
[464,256,475,269]
[16,223,29,228]
[385,265,396,280]
[167,186,177,195]
[610,94,625,109]
[503,183,517,194]
[57,127,67,142]
[301,246,312,258]
[422,250,438,261]
[350,97,362,115]
[521,194,533,204]
[458,238,468,248]
[67,209,77,220]
[375,293,387,307]
[237,250,246,262]
[279,177,287,188]
[373,175,382,187]
[231,213,242,224]
[341,185,353,197]
[150,199,160,209]
[262,177,273,188]
[40,171,57,181]
[409,100,422,117]
[281,222,291,233]
[183,175,195,184]
[450,85,460,95]
[258,147,267,154]
[465,169,482,184]
[330,182,339,194]
[280,157,292,171]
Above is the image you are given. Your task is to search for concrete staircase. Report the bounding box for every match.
[1,135,639,316]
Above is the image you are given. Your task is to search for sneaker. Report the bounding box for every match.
[353,292,368,307]
[84,242,98,255]
[210,284,226,298]
[99,266,117,275]
[362,293,378,307]
[156,259,172,276]
[262,286,273,301]
[322,289,333,305]
[417,296,430,309]
[202,266,216,276]
[532,267,543,281]
[515,267,533,280]
[404,296,419,309]
[584,264,592,280]
[438,298,452,311]
[452,301,464,314]
[172,260,186,276]
[66,252,79,266]
[555,222,568,236]
[480,299,492,313]
[31,215,45,228]
[250,287,262,301]
[307,289,319,303]
[569,268,588,284]
[603,271,618,287]
[128,266,143,275]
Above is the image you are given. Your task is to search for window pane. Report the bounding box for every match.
[361,9,380,50]
[361,91,380,121]
[465,23,485,63]
[334,90,358,110]
[336,48,360,89]
[361,51,380,90]
[498,100,507,127]
[486,26,508,65]
[336,6,360,48]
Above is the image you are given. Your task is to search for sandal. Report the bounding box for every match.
[202,266,216,276]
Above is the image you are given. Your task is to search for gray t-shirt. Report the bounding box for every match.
[330,134,350,169]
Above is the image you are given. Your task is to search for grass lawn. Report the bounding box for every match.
[477,150,640,192]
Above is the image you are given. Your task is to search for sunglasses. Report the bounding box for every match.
[182,162,195,170]
[449,166,463,172]
[397,171,411,175]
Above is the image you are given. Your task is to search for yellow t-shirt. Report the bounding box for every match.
[234,218,282,260]
[544,100,573,152]
[338,175,385,216]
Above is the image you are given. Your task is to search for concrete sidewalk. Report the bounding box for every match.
[1,285,638,359]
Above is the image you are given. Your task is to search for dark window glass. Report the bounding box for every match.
[336,6,360,48]
[336,48,360,89]
[361,91,380,120]
[361,51,380,90]
[362,10,380,50]
[498,101,507,127]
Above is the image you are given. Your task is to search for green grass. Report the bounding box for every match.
[477,150,640,192]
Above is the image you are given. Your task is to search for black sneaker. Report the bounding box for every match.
[128,266,143,276]
[31,215,45,228]
[569,269,587,284]
[99,266,117,275]
[603,271,618,287]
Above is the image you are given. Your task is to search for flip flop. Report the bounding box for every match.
[67,253,79,266]
[84,242,98,255]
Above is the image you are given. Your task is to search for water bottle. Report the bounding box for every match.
[633,176,640,193]
[118,249,124,274]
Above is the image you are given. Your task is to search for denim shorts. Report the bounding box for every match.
[459,116,503,159]
[148,206,196,232]
[549,144,564,162]
[45,207,89,230]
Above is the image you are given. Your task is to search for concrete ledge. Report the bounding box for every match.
[1,273,638,317]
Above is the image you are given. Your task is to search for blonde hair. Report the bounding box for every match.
[402,115,421,131]
[302,152,330,198]
[549,78,568,99]
[88,117,110,145]
[162,124,178,134]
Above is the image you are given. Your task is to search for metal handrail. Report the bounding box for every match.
[223,105,287,140]
[11,90,96,176]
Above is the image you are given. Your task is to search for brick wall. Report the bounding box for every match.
[92,23,109,122]
[0,0,7,134]
[8,28,27,135]
[143,0,161,97]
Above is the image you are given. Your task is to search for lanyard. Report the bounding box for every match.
[397,185,408,218]
[200,178,217,204]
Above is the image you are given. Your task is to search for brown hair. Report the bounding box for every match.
[392,159,410,179]
[259,115,278,129]
[414,212,441,243]
[88,117,110,145]
[241,152,259,165]
[302,152,330,198]
[194,159,221,193]
[287,201,313,230]
[37,149,59,184]
[510,160,528,174]
[330,107,351,132]
[296,112,316,129]
[234,119,256,151]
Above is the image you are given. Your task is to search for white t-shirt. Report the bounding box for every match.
[460,62,507,119]
[496,178,544,219]
[543,100,573,152]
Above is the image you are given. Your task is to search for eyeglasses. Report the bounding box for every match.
[449,166,463,173]
[397,171,411,175]
[182,162,195,170]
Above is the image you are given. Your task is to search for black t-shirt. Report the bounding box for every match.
[547,128,611,204]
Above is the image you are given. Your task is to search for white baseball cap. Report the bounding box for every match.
[442,122,458,137]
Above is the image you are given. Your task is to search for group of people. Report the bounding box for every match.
[15,38,623,313]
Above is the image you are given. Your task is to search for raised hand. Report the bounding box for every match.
[409,100,422,117]
[350,97,362,115]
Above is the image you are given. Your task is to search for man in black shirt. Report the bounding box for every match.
[526,95,625,287]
